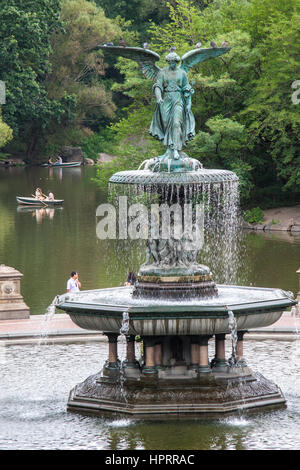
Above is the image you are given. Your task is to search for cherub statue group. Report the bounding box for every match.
[145,235,199,268]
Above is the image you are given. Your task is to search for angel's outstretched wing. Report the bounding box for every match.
[96,45,161,81]
[180,47,231,73]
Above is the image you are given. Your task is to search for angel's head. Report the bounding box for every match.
[165,52,180,69]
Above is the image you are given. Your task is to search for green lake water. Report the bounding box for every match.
[0,165,299,315]
[1,165,300,450]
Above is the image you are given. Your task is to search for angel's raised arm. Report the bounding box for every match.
[180,47,231,73]
[94,45,161,81]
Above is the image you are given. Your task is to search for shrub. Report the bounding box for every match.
[243,207,264,224]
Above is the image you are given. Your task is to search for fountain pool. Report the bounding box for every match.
[1,337,300,450]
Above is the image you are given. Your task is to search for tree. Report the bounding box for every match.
[48,0,120,111]
[242,4,300,194]
[94,0,300,207]
[0,0,124,160]
[95,0,169,35]
[39,0,123,156]
[0,110,13,148]
[0,0,75,160]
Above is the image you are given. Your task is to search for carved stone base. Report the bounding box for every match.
[67,369,285,419]
[133,264,218,299]
[0,304,30,320]
[0,264,30,320]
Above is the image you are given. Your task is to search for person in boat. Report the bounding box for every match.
[124,271,136,286]
[67,271,82,293]
[56,156,63,164]
[48,157,53,165]
[48,191,54,201]
[35,188,45,201]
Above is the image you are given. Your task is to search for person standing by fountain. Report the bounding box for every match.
[124,272,136,286]
[67,271,81,293]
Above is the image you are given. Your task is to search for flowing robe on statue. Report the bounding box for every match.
[149,67,195,152]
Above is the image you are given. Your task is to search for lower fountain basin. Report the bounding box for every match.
[67,370,286,418]
[56,285,295,336]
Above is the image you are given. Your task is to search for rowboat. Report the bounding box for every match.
[42,162,81,168]
[16,197,64,206]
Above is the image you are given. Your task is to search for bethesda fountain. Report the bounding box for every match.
[56,44,296,418]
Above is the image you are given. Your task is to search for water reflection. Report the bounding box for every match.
[105,419,250,450]
[1,166,300,315]
[1,338,299,449]
[257,229,300,244]
[47,166,82,181]
[17,206,62,223]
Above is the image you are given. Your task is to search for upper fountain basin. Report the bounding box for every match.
[109,168,239,186]
[56,285,296,336]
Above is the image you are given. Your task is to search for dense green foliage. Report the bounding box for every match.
[243,207,265,224]
[0,0,121,160]
[0,0,300,208]
[91,0,300,208]
[40,0,123,157]
[95,0,169,36]
[0,110,13,149]
[0,0,76,159]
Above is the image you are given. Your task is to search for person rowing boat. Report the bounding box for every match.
[32,188,55,207]
[35,188,46,202]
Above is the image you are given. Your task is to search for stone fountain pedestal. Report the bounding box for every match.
[57,284,295,418]
[0,265,30,320]
[66,356,285,419]
[56,153,296,418]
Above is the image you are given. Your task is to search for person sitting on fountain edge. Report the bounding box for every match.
[124,272,136,286]
[67,271,82,293]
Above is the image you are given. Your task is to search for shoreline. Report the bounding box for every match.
[243,204,300,232]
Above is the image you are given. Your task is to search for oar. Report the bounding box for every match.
[31,194,48,207]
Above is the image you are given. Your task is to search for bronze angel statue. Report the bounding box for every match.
[97,44,230,161]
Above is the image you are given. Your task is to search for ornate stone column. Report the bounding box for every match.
[142,336,157,374]
[104,332,119,370]
[198,335,212,374]
[124,335,139,369]
[236,331,247,366]
[212,333,228,370]
[154,339,163,369]
[189,336,200,370]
